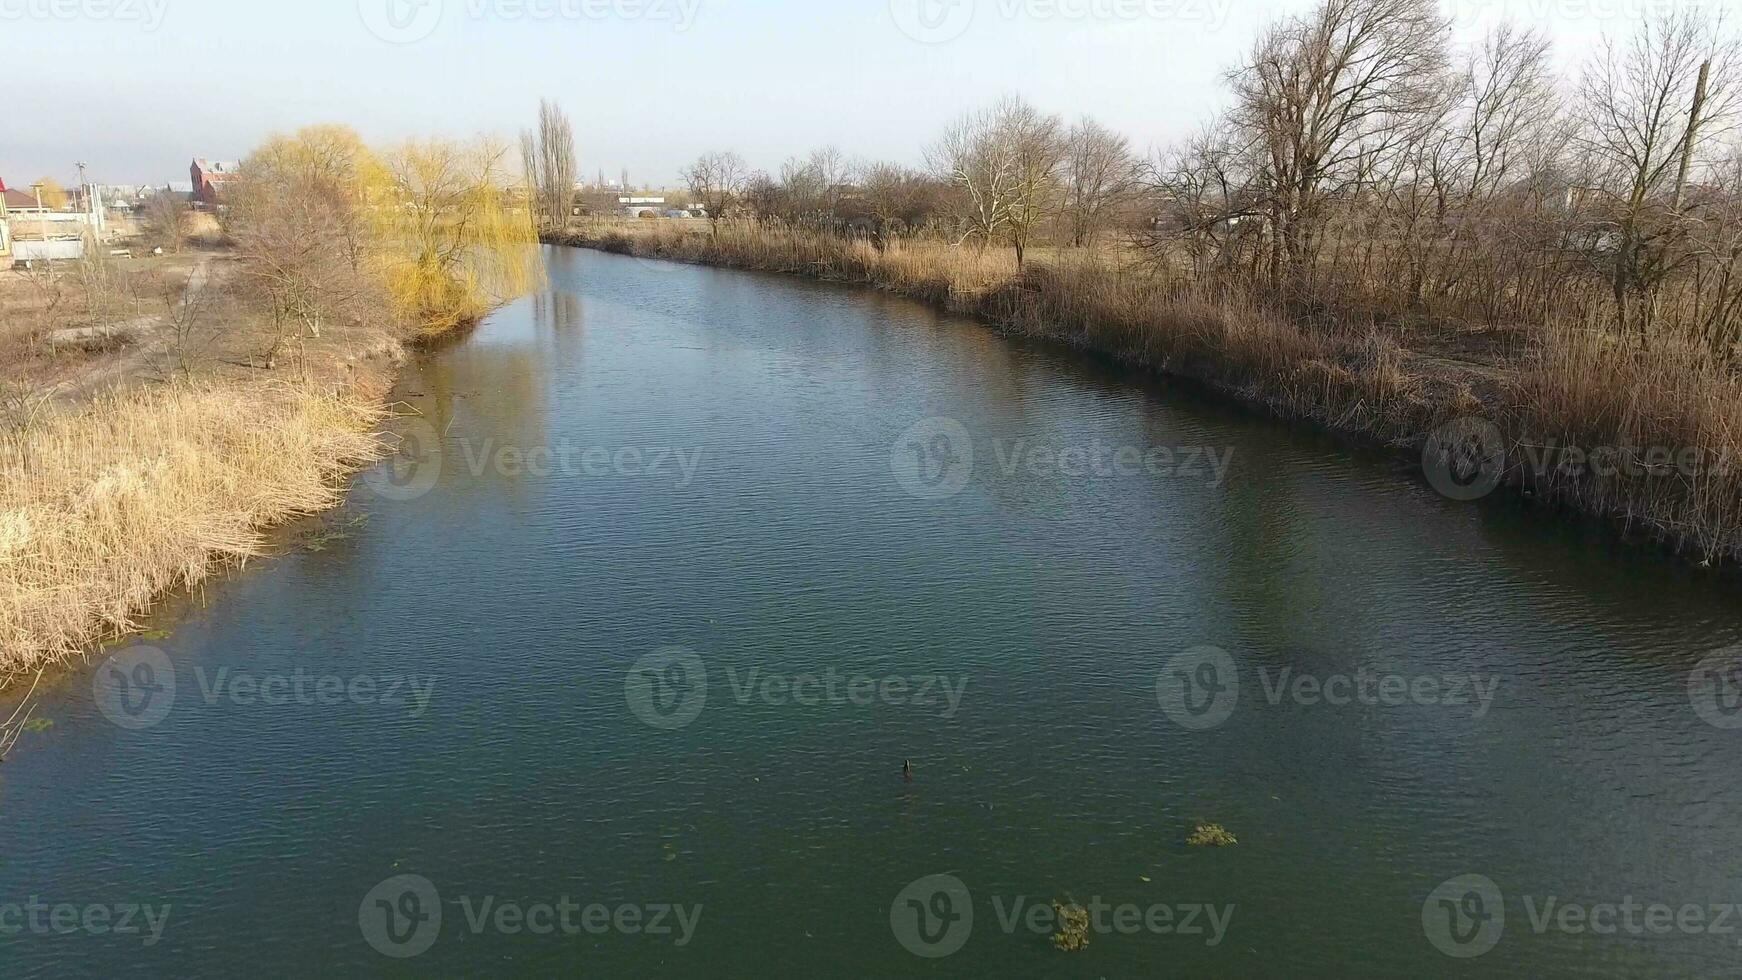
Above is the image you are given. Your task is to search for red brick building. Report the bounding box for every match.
[190,159,240,206]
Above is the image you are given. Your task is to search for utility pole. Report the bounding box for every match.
[1673,60,1711,212]
[74,161,105,240]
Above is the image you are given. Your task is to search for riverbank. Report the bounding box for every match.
[550,221,1742,566]
[0,245,408,675]
[0,126,538,677]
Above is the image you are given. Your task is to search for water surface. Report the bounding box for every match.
[6,246,1742,977]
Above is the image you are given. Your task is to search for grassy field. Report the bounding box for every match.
[0,240,406,675]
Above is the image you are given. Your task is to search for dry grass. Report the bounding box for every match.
[0,380,385,673]
[1511,322,1742,559]
[559,219,1742,564]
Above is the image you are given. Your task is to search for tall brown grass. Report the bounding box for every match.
[0,381,384,672]
[1511,321,1742,559]
[558,219,1742,563]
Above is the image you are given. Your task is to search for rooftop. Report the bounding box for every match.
[193,159,242,178]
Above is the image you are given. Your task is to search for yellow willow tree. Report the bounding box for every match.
[33,178,68,209]
[236,125,376,271]
[227,125,389,366]
[368,136,541,336]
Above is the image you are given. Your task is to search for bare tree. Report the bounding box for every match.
[858,162,942,249]
[160,267,220,379]
[229,132,389,368]
[758,147,854,227]
[1578,9,1741,341]
[684,151,750,237]
[741,170,784,223]
[929,95,1065,268]
[806,146,851,222]
[1147,122,1266,277]
[232,125,374,274]
[1460,25,1560,203]
[1062,116,1136,247]
[1230,0,1452,283]
[522,99,577,231]
[519,128,541,231]
[141,189,191,254]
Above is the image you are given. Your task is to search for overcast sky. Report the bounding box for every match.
[3,0,1675,187]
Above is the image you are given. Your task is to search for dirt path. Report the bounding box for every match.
[50,255,217,403]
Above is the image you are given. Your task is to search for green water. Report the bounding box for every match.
[6,246,1742,977]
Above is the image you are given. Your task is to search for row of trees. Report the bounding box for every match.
[1157,0,1742,350]
[638,2,1742,353]
[673,103,1141,265]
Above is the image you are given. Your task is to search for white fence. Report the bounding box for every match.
[12,238,87,262]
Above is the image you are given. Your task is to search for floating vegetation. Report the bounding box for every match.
[1187,823,1237,847]
[1050,901,1090,952]
[21,719,52,733]
[302,530,348,552]
[301,514,369,552]
[0,670,44,760]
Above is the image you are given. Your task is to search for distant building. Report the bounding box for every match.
[0,178,49,213]
[91,184,159,211]
[191,158,240,206]
[0,176,104,263]
[620,195,667,218]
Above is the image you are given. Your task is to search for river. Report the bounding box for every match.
[6,245,1742,977]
